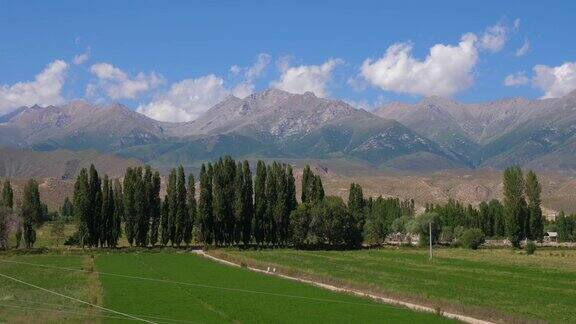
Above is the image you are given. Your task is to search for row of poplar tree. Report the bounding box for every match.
[71,157,329,248]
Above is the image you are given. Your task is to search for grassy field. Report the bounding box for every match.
[215,247,576,323]
[95,252,451,323]
[0,253,100,323]
[0,251,453,323]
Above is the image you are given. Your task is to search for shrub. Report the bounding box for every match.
[525,240,536,255]
[440,226,454,244]
[460,228,485,250]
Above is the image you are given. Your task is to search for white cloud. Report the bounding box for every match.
[137,74,229,122]
[479,22,511,53]
[504,72,529,86]
[231,53,271,98]
[73,47,91,65]
[360,33,478,97]
[271,58,343,97]
[0,60,68,115]
[533,62,576,98]
[515,40,530,57]
[87,63,164,100]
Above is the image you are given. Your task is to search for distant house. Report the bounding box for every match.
[544,232,558,243]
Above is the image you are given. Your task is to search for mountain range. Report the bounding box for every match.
[1,88,576,172]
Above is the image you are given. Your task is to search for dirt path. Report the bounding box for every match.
[193,250,493,324]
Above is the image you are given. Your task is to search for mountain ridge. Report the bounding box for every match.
[1,89,576,172]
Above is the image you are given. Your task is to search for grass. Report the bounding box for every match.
[215,247,576,323]
[0,253,98,323]
[0,250,454,323]
[95,251,453,323]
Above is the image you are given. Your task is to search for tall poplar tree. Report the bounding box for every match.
[198,164,214,245]
[525,170,544,241]
[21,179,42,249]
[233,162,245,244]
[160,194,170,246]
[265,164,278,245]
[1,179,14,210]
[166,169,178,245]
[301,165,313,203]
[100,175,115,247]
[123,167,137,246]
[149,171,161,246]
[134,167,150,246]
[74,169,90,248]
[184,173,196,247]
[212,162,225,245]
[110,179,123,247]
[503,166,527,248]
[241,160,253,246]
[88,164,102,247]
[254,161,267,247]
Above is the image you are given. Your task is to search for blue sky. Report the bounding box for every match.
[1,0,575,121]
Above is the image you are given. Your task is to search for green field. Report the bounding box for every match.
[215,248,576,323]
[0,251,452,323]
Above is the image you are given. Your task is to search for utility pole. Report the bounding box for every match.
[429,221,433,260]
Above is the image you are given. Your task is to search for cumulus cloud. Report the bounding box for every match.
[0,60,68,115]
[361,33,478,97]
[271,58,343,97]
[515,40,530,57]
[479,21,513,53]
[504,72,529,86]
[87,63,164,100]
[73,47,91,65]
[533,62,576,98]
[231,53,271,98]
[137,74,229,122]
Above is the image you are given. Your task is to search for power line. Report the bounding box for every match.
[0,258,391,309]
[1,300,199,324]
[0,272,155,323]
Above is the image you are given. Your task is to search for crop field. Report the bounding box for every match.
[215,248,576,323]
[0,251,452,323]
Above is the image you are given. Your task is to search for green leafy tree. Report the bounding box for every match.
[460,228,485,250]
[1,179,14,210]
[253,161,267,247]
[265,164,278,245]
[160,195,170,246]
[289,203,311,247]
[110,179,123,247]
[309,196,358,248]
[525,170,544,241]
[87,165,102,247]
[311,175,325,204]
[241,161,253,246]
[173,166,188,246]
[0,207,11,250]
[166,169,178,245]
[134,167,150,246]
[198,164,214,245]
[74,169,90,247]
[123,167,138,246]
[301,165,313,203]
[60,197,74,222]
[503,166,527,248]
[149,171,161,246]
[233,162,245,244]
[184,173,196,246]
[21,179,42,249]
[50,220,66,247]
[100,175,115,247]
[414,212,442,247]
[556,211,575,242]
